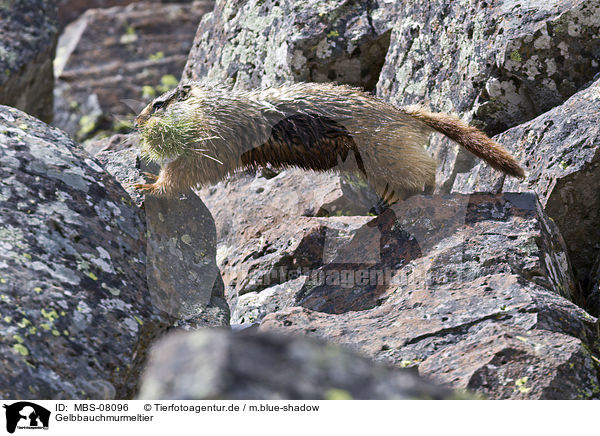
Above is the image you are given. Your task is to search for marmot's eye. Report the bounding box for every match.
[152,100,165,111]
[179,84,192,98]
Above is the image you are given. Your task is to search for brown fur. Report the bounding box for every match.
[134,82,524,202]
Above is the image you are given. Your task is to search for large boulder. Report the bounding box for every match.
[184,0,394,91]
[377,0,600,192]
[138,329,457,400]
[452,77,600,312]
[0,106,169,399]
[94,134,230,328]
[257,194,600,399]
[0,0,58,123]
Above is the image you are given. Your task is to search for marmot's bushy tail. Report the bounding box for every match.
[403,106,525,178]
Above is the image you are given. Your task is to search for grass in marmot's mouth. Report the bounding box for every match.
[139,113,200,162]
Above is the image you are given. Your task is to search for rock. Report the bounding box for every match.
[199,168,378,249]
[184,0,395,91]
[587,255,600,317]
[0,106,169,399]
[58,0,145,29]
[377,0,600,192]
[299,193,581,312]
[53,1,213,141]
[0,0,58,123]
[94,134,229,326]
[217,213,379,314]
[231,276,306,325]
[259,193,600,399]
[144,188,220,319]
[262,277,599,399]
[224,192,580,315]
[452,78,600,308]
[138,329,457,400]
[378,0,600,134]
[91,133,145,204]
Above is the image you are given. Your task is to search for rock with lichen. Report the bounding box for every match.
[93,133,230,328]
[184,0,395,91]
[377,0,600,192]
[452,77,600,311]
[0,106,169,399]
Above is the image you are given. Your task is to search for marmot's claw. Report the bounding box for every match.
[133,182,158,195]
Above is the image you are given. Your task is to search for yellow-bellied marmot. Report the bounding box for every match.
[134,82,524,204]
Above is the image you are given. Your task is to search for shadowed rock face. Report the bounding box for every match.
[0,106,169,399]
[138,329,458,400]
[0,0,58,123]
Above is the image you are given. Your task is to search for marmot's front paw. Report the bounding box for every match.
[141,172,159,181]
[133,182,162,196]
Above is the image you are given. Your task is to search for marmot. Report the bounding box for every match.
[133,82,524,204]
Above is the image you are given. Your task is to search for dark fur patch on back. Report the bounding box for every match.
[241,114,366,175]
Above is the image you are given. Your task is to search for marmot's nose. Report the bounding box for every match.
[133,118,139,129]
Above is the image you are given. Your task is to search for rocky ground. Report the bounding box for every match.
[0,0,599,400]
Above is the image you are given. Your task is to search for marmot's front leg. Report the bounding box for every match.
[133,158,188,197]
[133,171,166,196]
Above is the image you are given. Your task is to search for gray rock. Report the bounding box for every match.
[198,168,377,249]
[378,0,600,134]
[94,134,229,326]
[377,0,600,192]
[144,189,220,319]
[262,278,599,399]
[185,0,600,196]
[297,193,581,312]
[183,0,396,91]
[0,106,169,399]
[452,77,600,305]
[138,329,457,400]
[231,276,306,325]
[0,0,58,122]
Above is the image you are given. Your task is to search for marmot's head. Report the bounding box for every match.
[135,83,210,162]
